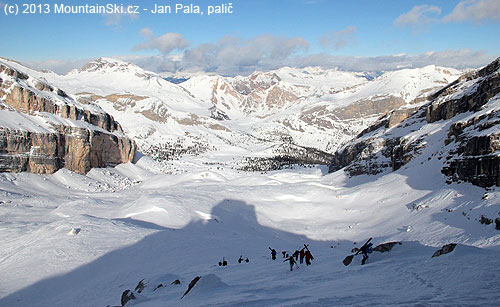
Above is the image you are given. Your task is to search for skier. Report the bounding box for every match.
[292,249,299,261]
[238,255,243,263]
[359,242,373,265]
[299,248,305,264]
[284,255,296,271]
[305,250,314,265]
[269,247,277,260]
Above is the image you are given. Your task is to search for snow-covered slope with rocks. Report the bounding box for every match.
[0,57,499,306]
[17,57,460,173]
[0,58,136,174]
[0,153,498,306]
[330,57,500,188]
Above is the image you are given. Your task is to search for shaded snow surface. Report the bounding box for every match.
[0,156,499,306]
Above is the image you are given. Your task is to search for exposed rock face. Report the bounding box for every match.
[181,276,201,299]
[427,58,500,123]
[329,57,500,187]
[329,132,425,176]
[120,290,136,306]
[387,107,420,129]
[442,134,500,187]
[332,96,405,120]
[432,243,457,258]
[0,60,136,175]
[4,83,122,133]
[0,126,136,175]
[373,242,402,253]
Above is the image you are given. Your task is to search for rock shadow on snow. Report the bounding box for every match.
[0,199,337,307]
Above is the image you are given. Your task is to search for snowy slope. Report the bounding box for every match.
[0,58,499,306]
[16,57,459,165]
[0,155,498,306]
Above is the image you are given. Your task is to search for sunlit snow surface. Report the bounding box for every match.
[0,152,499,306]
[0,57,498,305]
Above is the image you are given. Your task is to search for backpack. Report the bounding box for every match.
[367,243,373,253]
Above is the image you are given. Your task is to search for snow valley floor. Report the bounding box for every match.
[0,153,499,306]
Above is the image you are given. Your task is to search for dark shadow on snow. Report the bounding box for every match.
[0,199,346,307]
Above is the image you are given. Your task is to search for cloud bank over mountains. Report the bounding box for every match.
[24,0,498,76]
[28,43,495,77]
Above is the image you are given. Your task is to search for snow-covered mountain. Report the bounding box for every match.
[0,57,499,306]
[330,57,500,188]
[9,57,461,173]
[0,58,136,174]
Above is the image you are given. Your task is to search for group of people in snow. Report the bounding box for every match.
[220,239,373,271]
[269,245,314,271]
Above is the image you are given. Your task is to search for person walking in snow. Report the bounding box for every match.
[293,249,299,261]
[284,255,296,271]
[299,248,305,264]
[238,255,250,263]
[269,247,277,260]
[305,250,314,266]
[360,242,373,265]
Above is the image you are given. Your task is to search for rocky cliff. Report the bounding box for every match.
[0,59,136,175]
[329,57,500,187]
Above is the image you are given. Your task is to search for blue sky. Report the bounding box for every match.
[0,0,498,74]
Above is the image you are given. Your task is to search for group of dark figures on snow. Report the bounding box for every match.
[269,244,315,271]
[219,238,374,272]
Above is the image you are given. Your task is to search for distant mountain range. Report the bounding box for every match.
[2,55,498,186]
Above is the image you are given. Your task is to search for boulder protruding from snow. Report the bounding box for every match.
[181,276,201,299]
[373,241,402,253]
[68,228,81,235]
[432,243,457,258]
[120,290,136,306]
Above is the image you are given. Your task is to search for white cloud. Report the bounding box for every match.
[129,34,308,75]
[24,58,92,74]
[139,27,153,38]
[394,5,442,27]
[290,49,495,72]
[396,1,500,27]
[443,0,500,23]
[125,46,494,76]
[319,26,357,50]
[132,30,189,54]
[103,11,138,26]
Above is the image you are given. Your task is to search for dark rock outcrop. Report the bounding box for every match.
[120,290,136,306]
[443,116,500,187]
[373,241,402,253]
[427,57,500,123]
[181,276,201,299]
[432,243,457,258]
